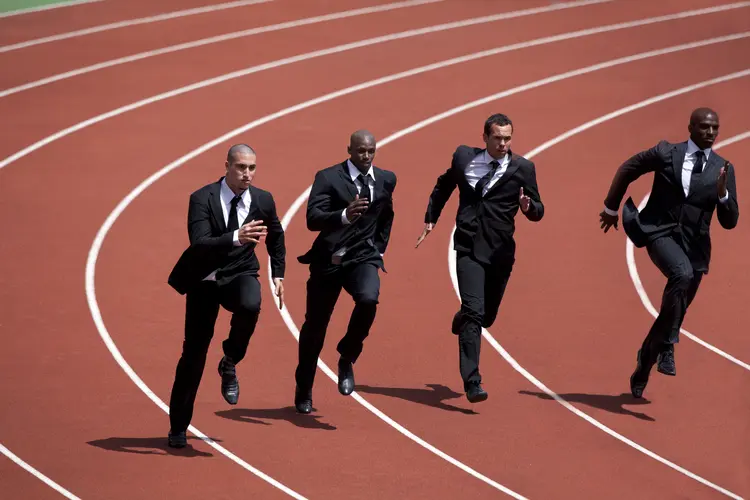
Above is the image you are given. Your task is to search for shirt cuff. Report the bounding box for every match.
[341,208,351,225]
[232,229,241,246]
[603,206,618,216]
[719,191,730,203]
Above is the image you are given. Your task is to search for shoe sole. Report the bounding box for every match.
[467,392,488,403]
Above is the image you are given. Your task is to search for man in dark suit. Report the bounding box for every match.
[293,130,396,414]
[416,113,544,403]
[166,144,286,447]
[599,108,739,398]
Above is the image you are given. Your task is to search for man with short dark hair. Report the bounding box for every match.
[599,108,739,398]
[294,130,397,414]
[166,143,286,447]
[417,113,544,403]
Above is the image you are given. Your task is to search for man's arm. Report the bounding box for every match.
[416,153,459,248]
[716,161,739,229]
[375,174,396,255]
[600,141,667,231]
[263,192,286,279]
[520,161,544,222]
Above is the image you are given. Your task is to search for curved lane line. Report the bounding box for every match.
[625,132,750,371]
[0,0,617,98]
[0,0,273,53]
[0,443,80,499]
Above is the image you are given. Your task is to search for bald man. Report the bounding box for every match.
[166,144,286,447]
[294,130,397,413]
[600,108,739,399]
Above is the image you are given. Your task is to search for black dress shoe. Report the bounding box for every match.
[337,358,355,396]
[295,386,313,414]
[630,349,651,398]
[168,430,187,448]
[656,346,676,376]
[466,382,488,403]
[218,356,239,405]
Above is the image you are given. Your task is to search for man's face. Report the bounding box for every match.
[484,123,513,159]
[225,150,256,192]
[348,136,376,171]
[689,112,719,150]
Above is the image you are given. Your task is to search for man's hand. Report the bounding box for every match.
[238,220,267,244]
[415,223,435,248]
[519,187,531,213]
[718,161,729,199]
[599,211,619,233]
[345,194,369,221]
[273,278,285,310]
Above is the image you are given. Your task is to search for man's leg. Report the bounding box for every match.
[454,253,488,402]
[294,270,343,412]
[168,281,220,446]
[336,263,381,395]
[216,273,262,405]
[481,261,513,330]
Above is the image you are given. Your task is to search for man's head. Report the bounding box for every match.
[347,130,376,172]
[688,107,719,150]
[483,113,513,159]
[224,143,256,194]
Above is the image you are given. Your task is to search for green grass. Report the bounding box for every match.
[0,0,87,14]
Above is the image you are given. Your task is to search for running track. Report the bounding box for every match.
[1,0,748,498]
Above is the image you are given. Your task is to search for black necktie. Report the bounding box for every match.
[689,150,705,194]
[227,193,242,232]
[358,173,372,202]
[475,160,499,195]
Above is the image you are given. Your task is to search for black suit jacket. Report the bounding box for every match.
[298,161,396,272]
[604,140,739,273]
[424,146,544,266]
[168,178,286,295]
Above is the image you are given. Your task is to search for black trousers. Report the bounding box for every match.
[454,252,512,391]
[295,262,380,393]
[640,236,703,363]
[168,273,261,432]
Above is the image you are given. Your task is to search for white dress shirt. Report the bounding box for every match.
[341,159,376,225]
[203,178,251,281]
[465,150,510,196]
[603,138,729,216]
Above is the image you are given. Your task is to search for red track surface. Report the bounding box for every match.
[1,0,748,498]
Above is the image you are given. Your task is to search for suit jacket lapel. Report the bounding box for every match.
[485,153,521,195]
[242,185,260,225]
[374,167,385,200]
[672,142,688,198]
[338,162,358,199]
[209,179,226,232]
[688,149,720,200]
[456,147,482,191]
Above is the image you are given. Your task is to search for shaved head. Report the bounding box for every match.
[347,130,376,173]
[688,107,720,150]
[227,143,256,164]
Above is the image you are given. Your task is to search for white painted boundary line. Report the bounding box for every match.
[0,0,102,19]
[0,443,80,499]
[0,0,273,53]
[626,132,750,371]
[0,0,609,98]
[272,40,749,499]
[3,0,745,171]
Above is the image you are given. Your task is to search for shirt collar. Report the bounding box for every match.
[347,159,375,182]
[484,150,509,165]
[220,177,250,207]
[687,138,711,160]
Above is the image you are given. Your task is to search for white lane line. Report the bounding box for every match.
[3,1,744,172]
[269,40,748,499]
[0,0,273,53]
[0,443,80,499]
[0,0,611,98]
[625,132,750,371]
[0,0,102,19]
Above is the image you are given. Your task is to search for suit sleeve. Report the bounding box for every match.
[717,161,739,229]
[375,174,396,255]
[603,141,667,212]
[263,193,286,279]
[424,152,460,224]
[187,192,234,249]
[306,170,345,232]
[522,161,544,222]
